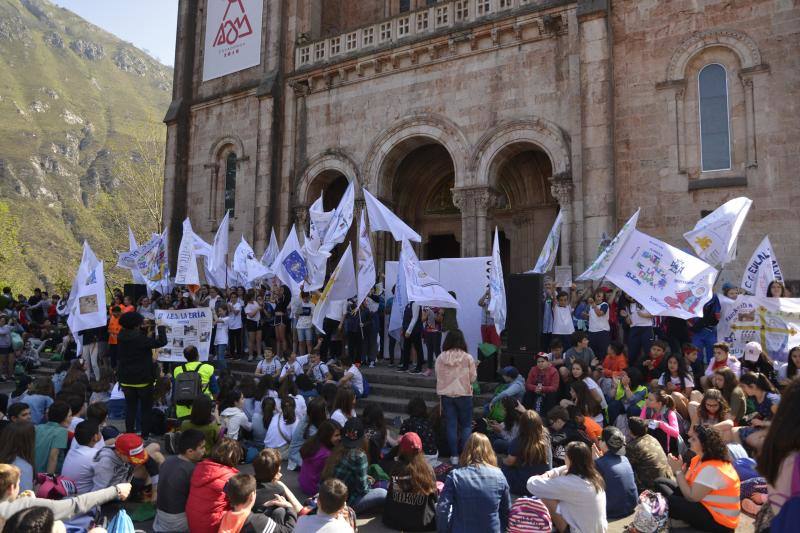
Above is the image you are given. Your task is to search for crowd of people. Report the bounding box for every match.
[0,276,797,533]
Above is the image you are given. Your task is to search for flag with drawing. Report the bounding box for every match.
[741,235,784,296]
[718,295,800,363]
[683,197,752,266]
[529,210,563,274]
[577,209,640,281]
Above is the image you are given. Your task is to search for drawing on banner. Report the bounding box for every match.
[578,209,640,281]
[78,295,98,314]
[155,308,214,362]
[283,251,308,283]
[718,296,800,362]
[203,0,264,81]
[555,266,572,289]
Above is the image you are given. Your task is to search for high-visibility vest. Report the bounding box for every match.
[685,456,740,529]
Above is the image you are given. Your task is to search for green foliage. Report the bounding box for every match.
[0,0,172,293]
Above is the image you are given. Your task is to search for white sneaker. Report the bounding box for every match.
[247,355,254,362]
[450,456,459,465]
[287,460,298,471]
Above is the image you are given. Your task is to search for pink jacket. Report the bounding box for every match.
[435,349,477,397]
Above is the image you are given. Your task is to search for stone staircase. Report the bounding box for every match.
[30,356,497,424]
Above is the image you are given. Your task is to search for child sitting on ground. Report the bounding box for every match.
[218,473,298,533]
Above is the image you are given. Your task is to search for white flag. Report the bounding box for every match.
[175,218,201,289]
[67,259,108,355]
[260,228,279,271]
[529,211,563,274]
[683,197,752,266]
[488,227,506,334]
[363,188,422,242]
[741,236,784,296]
[401,240,459,308]
[605,230,718,319]
[717,294,800,363]
[273,225,308,296]
[209,211,231,279]
[322,181,355,249]
[357,210,376,307]
[60,241,99,317]
[388,251,408,341]
[127,227,148,285]
[233,236,271,283]
[308,195,334,248]
[302,241,331,292]
[133,230,170,295]
[577,209,641,281]
[312,244,357,334]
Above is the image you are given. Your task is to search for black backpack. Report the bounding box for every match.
[174,363,209,406]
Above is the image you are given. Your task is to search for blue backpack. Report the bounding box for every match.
[106,509,135,533]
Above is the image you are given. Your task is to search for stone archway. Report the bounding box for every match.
[296,149,360,206]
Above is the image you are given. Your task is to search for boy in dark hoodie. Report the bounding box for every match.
[546,405,593,466]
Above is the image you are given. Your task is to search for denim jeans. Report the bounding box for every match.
[215,344,228,370]
[441,395,473,457]
[628,326,654,363]
[692,328,717,364]
[353,487,387,513]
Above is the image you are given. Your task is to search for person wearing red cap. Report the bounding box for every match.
[383,432,438,531]
[90,433,164,503]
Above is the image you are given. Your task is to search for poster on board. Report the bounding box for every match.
[203,0,264,81]
[155,308,213,362]
[555,265,572,289]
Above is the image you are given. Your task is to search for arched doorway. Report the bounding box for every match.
[490,143,558,273]
[381,140,460,260]
[306,170,348,210]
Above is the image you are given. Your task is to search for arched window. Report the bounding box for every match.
[698,64,731,171]
[224,152,237,216]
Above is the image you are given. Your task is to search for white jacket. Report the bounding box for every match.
[220,406,252,441]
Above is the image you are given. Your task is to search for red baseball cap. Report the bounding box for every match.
[115,433,149,465]
[399,432,423,455]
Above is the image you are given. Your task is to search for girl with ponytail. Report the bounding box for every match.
[641,388,681,455]
[734,372,781,452]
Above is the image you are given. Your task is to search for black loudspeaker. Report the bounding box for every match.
[506,274,543,355]
[124,283,147,303]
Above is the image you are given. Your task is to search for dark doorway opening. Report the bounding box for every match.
[499,230,511,277]
[426,234,460,260]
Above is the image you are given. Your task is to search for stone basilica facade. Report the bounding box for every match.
[163,0,799,282]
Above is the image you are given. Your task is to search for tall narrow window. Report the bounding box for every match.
[400,0,411,12]
[225,152,237,216]
[698,64,731,171]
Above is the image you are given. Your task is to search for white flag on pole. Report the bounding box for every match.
[401,240,459,308]
[683,197,752,266]
[577,209,641,281]
[312,244,357,334]
[357,210,376,307]
[260,228,279,271]
[208,211,231,282]
[308,195,334,248]
[488,227,506,334]
[127,227,148,285]
[273,225,308,296]
[130,230,170,295]
[67,259,108,355]
[322,181,355,248]
[741,236,784,296]
[233,236,271,283]
[604,230,718,319]
[529,211,563,274]
[302,240,331,292]
[175,218,201,289]
[60,241,99,317]
[388,251,408,341]
[363,188,422,242]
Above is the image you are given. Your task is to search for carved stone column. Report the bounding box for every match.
[474,188,500,257]
[550,173,574,267]
[452,188,476,257]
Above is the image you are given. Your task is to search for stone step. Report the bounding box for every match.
[367,382,492,405]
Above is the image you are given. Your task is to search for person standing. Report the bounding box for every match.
[116,311,167,439]
[399,301,423,373]
[587,288,612,359]
[420,306,443,376]
[625,299,654,363]
[435,329,477,464]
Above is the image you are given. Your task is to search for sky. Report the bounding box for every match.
[51,0,179,66]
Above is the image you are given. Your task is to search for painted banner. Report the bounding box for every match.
[741,236,784,296]
[488,228,506,335]
[203,0,264,81]
[578,209,640,281]
[155,307,214,362]
[683,197,752,266]
[529,210,562,274]
[555,265,572,289]
[605,230,718,319]
[718,295,800,363]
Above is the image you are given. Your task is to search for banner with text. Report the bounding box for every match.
[155,307,213,362]
[718,295,800,363]
[203,0,264,81]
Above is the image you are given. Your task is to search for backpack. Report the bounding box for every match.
[771,454,800,533]
[106,509,135,533]
[361,375,371,398]
[508,497,552,533]
[35,473,77,499]
[625,490,669,533]
[174,363,209,406]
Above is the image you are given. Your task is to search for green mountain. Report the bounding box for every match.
[0,0,171,293]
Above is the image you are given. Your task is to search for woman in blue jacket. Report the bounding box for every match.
[436,432,511,532]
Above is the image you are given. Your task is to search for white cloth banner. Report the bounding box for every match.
[401,240,460,309]
[357,210,376,307]
[175,219,202,288]
[260,229,279,272]
[209,211,231,280]
[127,228,148,285]
[322,181,355,249]
[312,244,357,334]
[386,257,490,358]
[488,228,506,334]
[155,308,214,362]
[683,197,752,266]
[233,236,270,283]
[308,195,334,248]
[202,0,264,81]
[363,188,422,242]
[530,210,563,274]
[718,295,800,363]
[578,209,641,281]
[273,225,308,296]
[134,230,170,295]
[67,260,108,357]
[61,242,100,317]
[605,230,718,319]
[741,236,784,296]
